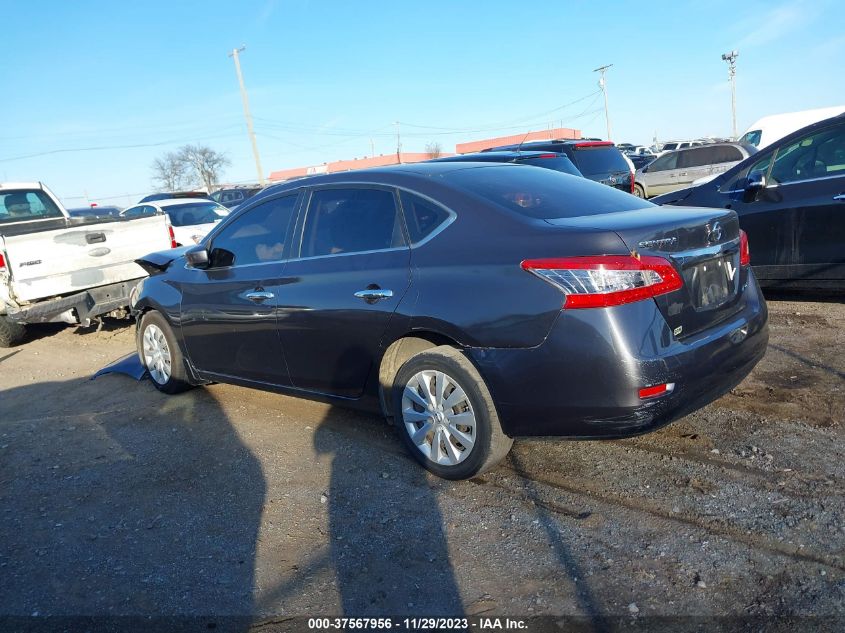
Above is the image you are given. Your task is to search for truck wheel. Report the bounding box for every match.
[392,345,513,480]
[0,315,26,348]
[137,311,193,394]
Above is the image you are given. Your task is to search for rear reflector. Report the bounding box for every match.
[739,229,750,266]
[574,141,613,148]
[168,224,178,249]
[639,383,675,399]
[521,255,683,309]
[538,153,558,159]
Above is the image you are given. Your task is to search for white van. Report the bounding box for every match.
[739,105,845,150]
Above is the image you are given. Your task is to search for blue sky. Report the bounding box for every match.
[2,0,843,207]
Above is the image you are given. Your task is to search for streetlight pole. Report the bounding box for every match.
[228,46,265,186]
[394,121,402,163]
[721,50,739,140]
[593,64,613,141]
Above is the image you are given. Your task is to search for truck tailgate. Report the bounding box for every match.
[2,215,172,303]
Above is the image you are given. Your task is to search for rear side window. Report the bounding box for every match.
[710,145,743,163]
[210,194,298,267]
[399,191,452,244]
[741,130,762,147]
[445,165,651,219]
[569,146,630,176]
[0,190,64,224]
[300,188,405,258]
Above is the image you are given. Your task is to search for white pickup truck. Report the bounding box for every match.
[0,182,176,347]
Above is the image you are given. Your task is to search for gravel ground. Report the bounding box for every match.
[0,295,843,628]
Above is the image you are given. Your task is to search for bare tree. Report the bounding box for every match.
[425,142,442,159]
[150,144,229,192]
[178,144,230,191]
[151,151,191,191]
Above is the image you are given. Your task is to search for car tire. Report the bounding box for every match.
[392,345,513,480]
[137,311,194,394]
[633,183,646,198]
[0,315,26,348]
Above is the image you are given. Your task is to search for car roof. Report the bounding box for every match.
[148,198,219,208]
[429,150,565,161]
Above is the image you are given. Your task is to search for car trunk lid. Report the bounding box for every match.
[546,206,745,337]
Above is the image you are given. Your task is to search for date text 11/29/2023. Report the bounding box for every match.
[307,617,528,630]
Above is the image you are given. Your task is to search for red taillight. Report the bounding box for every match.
[639,383,675,399]
[574,141,613,148]
[739,229,750,266]
[521,255,683,309]
[538,153,558,159]
[168,224,177,249]
[0,253,6,271]
[630,171,635,194]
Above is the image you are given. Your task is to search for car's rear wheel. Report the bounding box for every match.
[0,315,26,348]
[633,183,646,198]
[392,345,512,480]
[137,311,193,394]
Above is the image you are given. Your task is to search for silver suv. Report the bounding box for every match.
[634,143,756,198]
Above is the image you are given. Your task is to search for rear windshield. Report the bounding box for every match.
[569,146,630,176]
[165,202,229,227]
[444,165,652,219]
[519,156,582,177]
[0,190,64,224]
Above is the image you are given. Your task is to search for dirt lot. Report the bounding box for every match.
[1,296,844,627]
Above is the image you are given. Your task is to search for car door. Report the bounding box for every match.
[179,192,301,385]
[676,147,711,187]
[276,185,411,398]
[641,152,679,196]
[727,122,845,283]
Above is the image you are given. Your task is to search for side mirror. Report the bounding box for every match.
[743,172,767,202]
[185,247,209,269]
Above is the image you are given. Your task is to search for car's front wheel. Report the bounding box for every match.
[137,311,193,394]
[392,345,513,480]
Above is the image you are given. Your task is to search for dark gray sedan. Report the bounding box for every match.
[131,162,768,479]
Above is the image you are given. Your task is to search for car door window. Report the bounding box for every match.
[769,126,845,184]
[208,194,298,267]
[648,153,678,172]
[299,188,405,258]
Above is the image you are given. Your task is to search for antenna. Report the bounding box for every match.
[515,130,533,154]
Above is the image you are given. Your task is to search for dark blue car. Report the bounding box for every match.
[132,162,768,479]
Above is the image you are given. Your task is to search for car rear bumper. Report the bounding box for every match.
[468,273,768,438]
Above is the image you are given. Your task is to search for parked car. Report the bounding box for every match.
[739,105,845,150]
[658,140,705,154]
[482,139,633,193]
[210,186,262,208]
[634,143,756,198]
[651,114,845,290]
[66,205,123,218]
[131,162,768,479]
[139,191,211,203]
[121,198,229,246]
[627,145,657,157]
[628,153,655,171]
[428,150,583,177]
[0,182,176,346]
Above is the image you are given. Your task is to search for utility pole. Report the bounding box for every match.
[394,121,402,163]
[228,46,265,186]
[721,50,739,140]
[593,64,613,141]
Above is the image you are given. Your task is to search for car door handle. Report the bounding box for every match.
[86,232,106,244]
[354,288,394,303]
[245,291,274,303]
[834,194,845,201]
